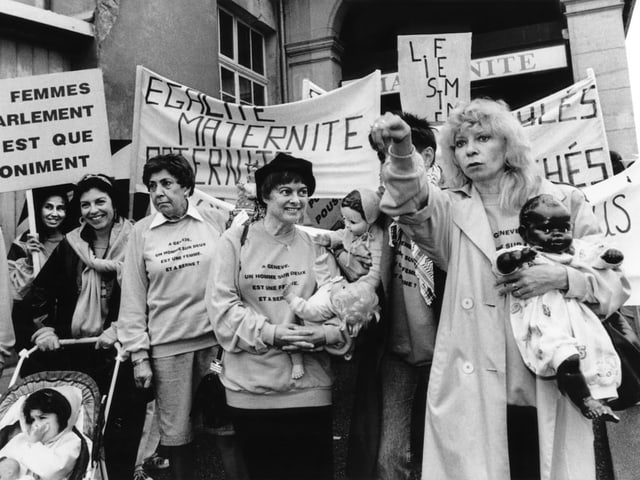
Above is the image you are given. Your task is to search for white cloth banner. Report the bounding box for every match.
[583,160,640,305]
[398,33,472,123]
[514,75,612,188]
[131,67,381,199]
[0,69,111,193]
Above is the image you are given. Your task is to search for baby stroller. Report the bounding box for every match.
[0,338,125,480]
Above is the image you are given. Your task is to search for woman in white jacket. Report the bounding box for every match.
[370,99,629,480]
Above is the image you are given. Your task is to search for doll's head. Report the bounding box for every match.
[23,388,71,443]
[519,194,573,254]
[329,281,380,337]
[0,457,20,480]
[341,189,381,237]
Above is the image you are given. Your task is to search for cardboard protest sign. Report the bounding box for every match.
[514,74,612,187]
[582,160,640,305]
[0,69,111,193]
[398,33,471,123]
[131,67,381,200]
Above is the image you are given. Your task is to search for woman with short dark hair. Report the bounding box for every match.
[207,152,348,480]
[119,153,229,480]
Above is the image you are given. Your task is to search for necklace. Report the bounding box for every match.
[263,222,296,250]
[92,230,111,259]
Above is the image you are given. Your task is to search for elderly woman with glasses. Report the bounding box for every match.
[117,154,234,480]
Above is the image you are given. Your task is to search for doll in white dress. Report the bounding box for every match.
[496,194,622,422]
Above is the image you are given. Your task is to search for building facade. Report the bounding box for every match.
[0,0,637,242]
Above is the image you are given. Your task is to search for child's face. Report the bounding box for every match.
[29,409,61,442]
[342,206,368,237]
[521,203,572,253]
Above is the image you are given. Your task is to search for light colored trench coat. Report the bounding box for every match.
[381,168,629,480]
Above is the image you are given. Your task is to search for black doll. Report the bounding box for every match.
[496,194,623,422]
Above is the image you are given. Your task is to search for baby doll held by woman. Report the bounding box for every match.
[283,252,380,378]
[496,194,622,422]
[279,188,383,379]
[314,188,384,288]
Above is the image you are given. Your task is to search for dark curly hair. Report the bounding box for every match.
[74,173,122,221]
[23,388,72,432]
[519,194,567,228]
[143,154,195,196]
[32,185,72,235]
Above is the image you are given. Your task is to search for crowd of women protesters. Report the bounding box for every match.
[0,96,631,480]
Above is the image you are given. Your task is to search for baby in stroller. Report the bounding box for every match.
[0,387,82,480]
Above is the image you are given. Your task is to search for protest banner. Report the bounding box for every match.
[298,78,347,229]
[301,79,328,99]
[397,33,471,123]
[514,73,612,187]
[130,66,381,200]
[0,69,111,193]
[583,160,640,305]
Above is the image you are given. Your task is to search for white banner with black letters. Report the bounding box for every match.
[0,69,111,193]
[583,160,640,305]
[131,66,381,199]
[514,74,613,187]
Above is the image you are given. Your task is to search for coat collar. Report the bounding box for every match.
[449,183,497,264]
[150,201,203,229]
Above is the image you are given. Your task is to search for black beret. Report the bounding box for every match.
[255,153,316,203]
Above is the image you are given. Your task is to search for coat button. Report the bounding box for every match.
[462,362,474,374]
[462,298,474,309]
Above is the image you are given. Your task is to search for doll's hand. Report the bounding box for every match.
[496,247,537,274]
[282,283,295,302]
[336,249,372,282]
[27,422,49,443]
[313,233,332,247]
[601,248,624,265]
